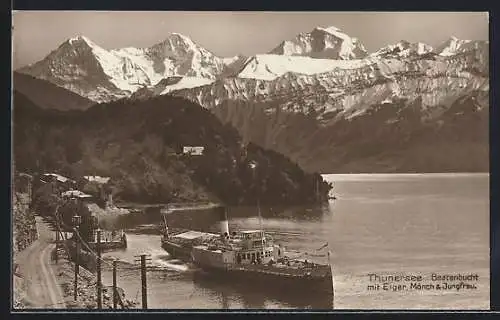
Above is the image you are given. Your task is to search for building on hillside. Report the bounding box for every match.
[40,173,76,192]
[61,190,94,216]
[183,146,205,156]
[78,175,113,207]
[61,190,93,200]
[60,189,96,241]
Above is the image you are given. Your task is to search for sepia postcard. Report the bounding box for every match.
[11,11,490,311]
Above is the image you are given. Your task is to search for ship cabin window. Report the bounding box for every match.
[253,240,263,247]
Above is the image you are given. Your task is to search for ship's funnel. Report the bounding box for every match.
[219,207,229,236]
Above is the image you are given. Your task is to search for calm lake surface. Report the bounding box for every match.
[101,173,489,310]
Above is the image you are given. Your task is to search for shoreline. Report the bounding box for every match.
[115,201,220,210]
[322,172,489,181]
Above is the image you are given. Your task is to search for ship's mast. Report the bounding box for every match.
[162,204,169,238]
[257,198,264,246]
[250,161,265,246]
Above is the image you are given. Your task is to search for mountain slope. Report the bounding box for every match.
[13,72,94,111]
[13,91,331,205]
[166,38,488,173]
[210,91,488,173]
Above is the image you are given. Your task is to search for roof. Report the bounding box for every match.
[43,173,74,183]
[83,176,111,184]
[61,190,93,199]
[172,230,218,240]
[18,173,33,179]
[182,146,204,155]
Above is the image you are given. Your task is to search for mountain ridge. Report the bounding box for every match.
[18,27,487,103]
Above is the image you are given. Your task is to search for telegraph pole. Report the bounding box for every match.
[96,229,102,309]
[55,228,59,264]
[141,255,147,309]
[134,253,151,309]
[72,215,81,301]
[112,259,118,309]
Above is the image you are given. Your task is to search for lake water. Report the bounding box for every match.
[100,173,490,310]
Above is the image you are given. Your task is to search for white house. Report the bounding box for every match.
[183,146,205,156]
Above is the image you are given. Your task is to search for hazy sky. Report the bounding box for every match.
[12,11,489,69]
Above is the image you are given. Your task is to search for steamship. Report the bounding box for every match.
[160,206,334,297]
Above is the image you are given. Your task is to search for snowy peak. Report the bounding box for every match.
[67,35,94,46]
[147,32,225,79]
[269,26,368,60]
[18,33,229,102]
[18,30,488,104]
[315,26,342,34]
[149,33,198,55]
[435,37,488,56]
[371,40,434,58]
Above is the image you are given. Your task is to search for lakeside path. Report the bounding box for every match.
[13,216,66,309]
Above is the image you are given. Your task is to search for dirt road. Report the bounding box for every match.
[13,216,66,309]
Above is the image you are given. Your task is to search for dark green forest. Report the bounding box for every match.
[13,92,331,206]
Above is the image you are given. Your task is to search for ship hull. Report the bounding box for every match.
[161,240,192,260]
[195,263,334,298]
[192,270,334,309]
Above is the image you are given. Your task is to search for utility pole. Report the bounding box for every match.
[141,255,147,309]
[112,259,118,309]
[55,228,59,264]
[96,229,102,309]
[134,254,151,309]
[72,215,81,301]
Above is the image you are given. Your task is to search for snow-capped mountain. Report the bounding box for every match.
[21,27,488,106]
[17,36,139,102]
[161,36,488,172]
[170,47,488,118]
[18,34,232,102]
[16,26,489,173]
[269,26,368,60]
[435,36,488,56]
